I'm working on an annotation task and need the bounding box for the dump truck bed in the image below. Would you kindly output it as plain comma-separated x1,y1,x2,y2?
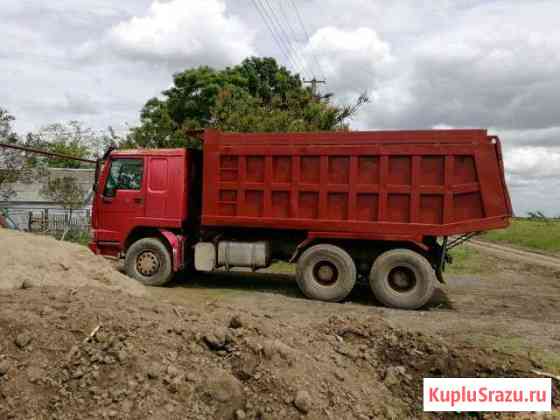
201,129,512,241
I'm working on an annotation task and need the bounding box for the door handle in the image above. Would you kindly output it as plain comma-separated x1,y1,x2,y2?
102,196,113,203
133,197,144,204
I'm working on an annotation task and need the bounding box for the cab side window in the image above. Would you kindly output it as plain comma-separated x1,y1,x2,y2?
104,159,144,196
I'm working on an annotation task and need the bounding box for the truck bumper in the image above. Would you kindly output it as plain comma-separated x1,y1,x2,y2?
88,240,120,257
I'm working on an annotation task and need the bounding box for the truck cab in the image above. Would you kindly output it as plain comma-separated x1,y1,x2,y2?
90,148,198,284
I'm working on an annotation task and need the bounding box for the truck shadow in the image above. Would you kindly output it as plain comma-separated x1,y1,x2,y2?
165,270,453,310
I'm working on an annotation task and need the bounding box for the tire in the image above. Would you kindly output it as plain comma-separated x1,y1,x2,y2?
296,244,356,302
369,248,435,310
124,238,173,287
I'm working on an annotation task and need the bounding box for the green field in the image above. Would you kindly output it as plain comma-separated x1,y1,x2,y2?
446,246,490,275
483,218,560,255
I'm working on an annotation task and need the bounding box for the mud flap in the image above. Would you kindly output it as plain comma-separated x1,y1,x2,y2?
436,267,446,284
436,236,448,284
158,230,185,272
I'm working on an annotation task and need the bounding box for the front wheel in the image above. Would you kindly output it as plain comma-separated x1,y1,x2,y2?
296,244,356,302
369,248,435,310
124,238,173,286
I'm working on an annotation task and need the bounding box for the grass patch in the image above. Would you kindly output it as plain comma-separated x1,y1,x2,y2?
493,337,560,376
537,351,560,376
265,261,296,274
60,229,91,246
465,335,560,376
446,246,490,275
483,219,560,255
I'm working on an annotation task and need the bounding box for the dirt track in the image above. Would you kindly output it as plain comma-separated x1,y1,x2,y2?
469,239,560,270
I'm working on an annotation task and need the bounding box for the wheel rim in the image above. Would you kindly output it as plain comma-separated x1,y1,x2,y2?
387,266,417,293
136,251,160,277
312,261,339,286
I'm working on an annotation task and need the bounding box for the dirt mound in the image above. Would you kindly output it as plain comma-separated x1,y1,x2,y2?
1,286,555,419
0,230,144,296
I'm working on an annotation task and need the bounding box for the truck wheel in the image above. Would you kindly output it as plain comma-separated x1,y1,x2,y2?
369,248,435,310
296,244,356,302
124,238,173,287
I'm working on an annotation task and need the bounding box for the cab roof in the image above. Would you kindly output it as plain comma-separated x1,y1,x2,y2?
110,148,187,157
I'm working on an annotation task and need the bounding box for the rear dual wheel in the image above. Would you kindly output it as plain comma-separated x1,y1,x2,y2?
296,244,356,302
295,244,435,309
369,248,435,310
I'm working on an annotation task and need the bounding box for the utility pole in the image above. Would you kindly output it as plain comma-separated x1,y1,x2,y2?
304,77,326,98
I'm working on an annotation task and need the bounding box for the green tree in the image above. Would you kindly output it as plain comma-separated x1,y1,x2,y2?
0,107,17,142
25,121,117,168
527,211,549,222
0,108,32,200
40,176,85,211
40,176,86,238
127,57,367,148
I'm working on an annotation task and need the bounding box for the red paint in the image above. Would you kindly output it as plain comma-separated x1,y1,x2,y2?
90,129,511,260
201,129,511,240
91,149,189,248
159,229,185,272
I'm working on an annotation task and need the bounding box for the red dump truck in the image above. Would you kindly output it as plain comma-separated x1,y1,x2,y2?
89,129,512,309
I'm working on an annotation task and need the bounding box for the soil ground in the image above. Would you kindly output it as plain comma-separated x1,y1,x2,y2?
149,246,560,379
1,230,559,419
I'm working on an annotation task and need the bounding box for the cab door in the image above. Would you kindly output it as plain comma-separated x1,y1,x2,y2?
145,157,169,219
96,158,146,243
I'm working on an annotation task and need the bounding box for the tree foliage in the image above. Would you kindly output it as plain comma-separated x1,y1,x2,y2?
0,108,31,200
0,107,18,143
40,176,86,211
24,121,117,168
527,210,549,222
126,57,367,148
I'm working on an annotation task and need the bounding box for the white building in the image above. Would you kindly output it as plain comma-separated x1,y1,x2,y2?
0,168,95,230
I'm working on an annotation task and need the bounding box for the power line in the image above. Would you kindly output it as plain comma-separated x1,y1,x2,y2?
259,0,311,79
287,0,326,81
276,1,302,47
252,0,301,75
263,0,312,80
277,1,319,79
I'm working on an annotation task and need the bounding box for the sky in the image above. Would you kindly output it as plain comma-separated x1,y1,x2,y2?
1,0,559,216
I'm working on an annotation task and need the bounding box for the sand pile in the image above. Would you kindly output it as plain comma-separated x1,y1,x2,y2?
0,230,144,296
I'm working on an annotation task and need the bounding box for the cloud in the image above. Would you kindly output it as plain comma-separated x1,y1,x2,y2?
501,146,560,216
302,27,393,96
492,127,560,148
506,175,560,217
504,147,560,179
299,1,560,134
102,0,255,69
300,26,413,130
27,93,101,116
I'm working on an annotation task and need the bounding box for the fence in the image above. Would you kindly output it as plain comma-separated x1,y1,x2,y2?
0,207,91,233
